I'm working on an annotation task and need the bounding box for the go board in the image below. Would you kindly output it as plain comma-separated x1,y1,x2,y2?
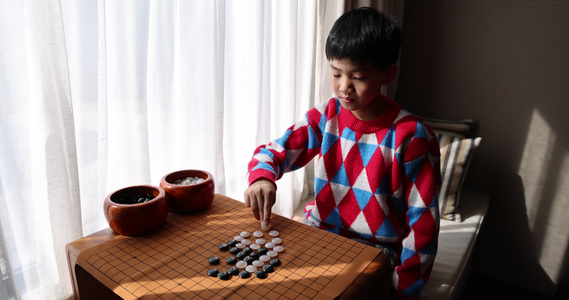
76,194,381,300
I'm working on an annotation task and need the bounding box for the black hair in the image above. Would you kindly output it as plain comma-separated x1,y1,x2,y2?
325,7,401,70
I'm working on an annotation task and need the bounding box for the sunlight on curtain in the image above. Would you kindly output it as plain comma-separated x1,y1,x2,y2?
1,0,319,298
60,0,321,237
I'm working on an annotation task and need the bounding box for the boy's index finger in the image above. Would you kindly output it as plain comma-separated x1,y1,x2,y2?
249,195,261,220
261,200,272,230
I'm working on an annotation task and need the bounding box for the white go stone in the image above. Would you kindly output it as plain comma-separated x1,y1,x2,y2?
267,250,278,257
250,243,260,250
234,236,243,242
259,255,270,262
236,261,247,269
253,231,264,238
255,238,266,245
274,245,284,252
269,230,279,237
235,243,245,249
240,231,251,238
241,239,251,246
261,222,271,231
246,265,257,272
265,242,275,249
271,237,282,244
252,260,264,267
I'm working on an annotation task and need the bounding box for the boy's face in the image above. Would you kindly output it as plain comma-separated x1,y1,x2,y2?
329,58,396,121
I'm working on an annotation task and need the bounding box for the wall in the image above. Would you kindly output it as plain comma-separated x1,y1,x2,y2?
396,1,569,297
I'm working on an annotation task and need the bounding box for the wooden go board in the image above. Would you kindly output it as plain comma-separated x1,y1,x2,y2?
75,194,381,299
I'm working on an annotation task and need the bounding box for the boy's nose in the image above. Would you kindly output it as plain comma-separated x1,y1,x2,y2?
339,79,353,95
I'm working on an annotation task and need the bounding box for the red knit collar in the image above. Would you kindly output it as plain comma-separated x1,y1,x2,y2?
337,95,401,133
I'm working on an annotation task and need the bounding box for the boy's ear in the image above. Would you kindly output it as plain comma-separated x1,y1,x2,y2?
381,64,399,85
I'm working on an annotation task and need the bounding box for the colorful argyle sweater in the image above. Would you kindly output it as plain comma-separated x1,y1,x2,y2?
247,96,440,299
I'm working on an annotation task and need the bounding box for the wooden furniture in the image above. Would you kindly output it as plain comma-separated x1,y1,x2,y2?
66,194,390,299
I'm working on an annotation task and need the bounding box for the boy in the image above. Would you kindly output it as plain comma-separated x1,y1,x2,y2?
244,7,440,299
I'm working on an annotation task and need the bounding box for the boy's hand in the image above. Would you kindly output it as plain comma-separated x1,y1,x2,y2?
244,180,276,230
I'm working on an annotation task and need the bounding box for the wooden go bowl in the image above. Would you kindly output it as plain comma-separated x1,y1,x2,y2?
104,185,169,236
160,169,215,213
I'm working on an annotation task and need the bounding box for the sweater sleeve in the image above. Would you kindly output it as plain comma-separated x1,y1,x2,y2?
392,120,441,299
247,103,325,185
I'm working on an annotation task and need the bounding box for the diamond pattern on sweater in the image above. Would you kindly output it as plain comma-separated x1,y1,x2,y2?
404,156,425,183
408,184,426,208
307,126,320,149
374,193,390,216
274,129,292,148
321,132,338,155
330,163,350,186
361,193,384,236
403,277,425,297
330,181,350,206
340,135,357,162
407,206,427,228
353,187,373,211
252,161,275,173
357,142,378,167
357,133,379,166
376,217,399,238
341,127,357,142
267,140,284,153
414,121,428,139
350,211,374,239
353,168,372,194
422,236,438,256
324,206,343,229
337,190,361,228
402,231,417,256
315,177,327,195
285,149,304,170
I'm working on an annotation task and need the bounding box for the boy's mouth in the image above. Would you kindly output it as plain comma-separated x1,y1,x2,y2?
341,97,354,103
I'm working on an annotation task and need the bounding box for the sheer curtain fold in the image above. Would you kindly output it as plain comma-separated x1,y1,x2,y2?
1,0,82,299
0,0,403,299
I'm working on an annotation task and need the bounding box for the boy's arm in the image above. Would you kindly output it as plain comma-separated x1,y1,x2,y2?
246,105,324,225
246,115,322,184
392,125,441,299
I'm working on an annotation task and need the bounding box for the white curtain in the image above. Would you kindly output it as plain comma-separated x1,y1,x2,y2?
0,0,401,299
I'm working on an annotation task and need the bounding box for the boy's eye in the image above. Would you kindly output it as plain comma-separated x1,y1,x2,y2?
333,74,341,78
353,76,367,81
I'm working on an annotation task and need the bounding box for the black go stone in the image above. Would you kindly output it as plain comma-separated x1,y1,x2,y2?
258,247,268,255
113,193,155,205
226,256,238,265
207,268,219,277
269,258,281,267
249,252,260,259
227,239,238,247
262,264,275,273
217,271,231,280
227,267,239,276
208,257,220,265
238,270,251,279
254,270,267,279
218,243,229,251
236,252,247,260
242,247,252,255
229,247,240,254
243,256,255,265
